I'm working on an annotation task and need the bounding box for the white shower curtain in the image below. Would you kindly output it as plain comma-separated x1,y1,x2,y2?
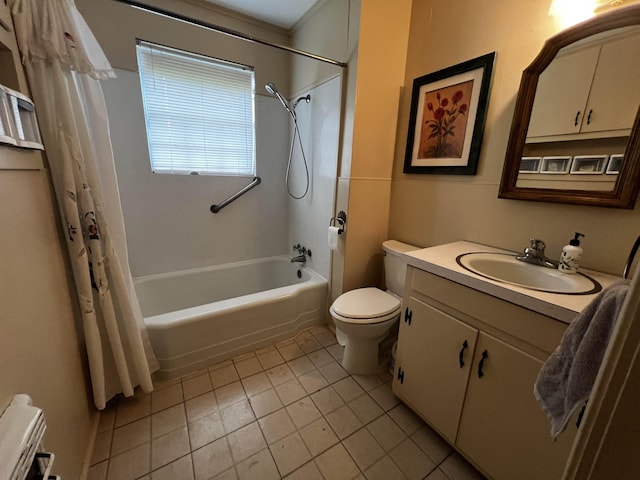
11,0,158,409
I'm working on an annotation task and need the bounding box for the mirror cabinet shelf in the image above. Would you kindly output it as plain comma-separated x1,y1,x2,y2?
499,4,640,208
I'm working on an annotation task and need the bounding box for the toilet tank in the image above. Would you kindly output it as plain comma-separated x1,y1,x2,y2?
383,240,419,296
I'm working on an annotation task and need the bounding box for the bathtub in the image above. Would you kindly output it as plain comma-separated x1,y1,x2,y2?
135,256,328,379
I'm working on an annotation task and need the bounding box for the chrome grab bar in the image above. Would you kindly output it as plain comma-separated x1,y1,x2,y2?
210,176,261,213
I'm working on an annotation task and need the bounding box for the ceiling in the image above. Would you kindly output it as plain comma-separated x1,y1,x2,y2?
204,0,321,29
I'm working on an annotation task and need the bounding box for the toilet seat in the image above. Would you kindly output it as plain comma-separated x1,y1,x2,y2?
331,287,401,324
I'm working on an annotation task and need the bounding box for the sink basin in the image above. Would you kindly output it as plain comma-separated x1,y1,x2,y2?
456,252,602,295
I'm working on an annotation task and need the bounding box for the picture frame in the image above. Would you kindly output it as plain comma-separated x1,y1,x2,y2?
519,157,542,173
606,154,623,174
403,52,496,175
570,155,608,175
540,156,572,174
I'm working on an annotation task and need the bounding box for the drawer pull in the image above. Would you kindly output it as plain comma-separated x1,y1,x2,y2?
477,350,488,378
459,340,468,368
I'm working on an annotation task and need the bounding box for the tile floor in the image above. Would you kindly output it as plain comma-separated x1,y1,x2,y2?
88,326,487,480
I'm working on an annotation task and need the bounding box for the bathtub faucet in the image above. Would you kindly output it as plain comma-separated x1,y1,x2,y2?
292,244,311,264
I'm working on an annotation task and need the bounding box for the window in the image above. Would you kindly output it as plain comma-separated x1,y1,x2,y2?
136,40,256,176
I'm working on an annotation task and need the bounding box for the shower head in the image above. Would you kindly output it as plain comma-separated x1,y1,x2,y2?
265,82,295,117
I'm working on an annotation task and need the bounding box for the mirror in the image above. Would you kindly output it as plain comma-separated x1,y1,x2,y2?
499,5,640,208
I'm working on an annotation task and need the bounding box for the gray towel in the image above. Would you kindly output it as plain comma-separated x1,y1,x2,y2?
534,281,629,439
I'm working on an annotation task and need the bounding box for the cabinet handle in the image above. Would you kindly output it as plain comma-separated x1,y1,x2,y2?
574,111,580,126
477,350,488,378
459,340,468,368
587,109,593,125
404,307,412,325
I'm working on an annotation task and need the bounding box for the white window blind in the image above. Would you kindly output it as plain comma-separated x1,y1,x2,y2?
136,40,256,176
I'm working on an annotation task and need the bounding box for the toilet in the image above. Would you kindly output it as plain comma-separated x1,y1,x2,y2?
330,240,418,375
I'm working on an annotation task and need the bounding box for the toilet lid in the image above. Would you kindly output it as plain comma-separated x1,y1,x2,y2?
332,287,401,319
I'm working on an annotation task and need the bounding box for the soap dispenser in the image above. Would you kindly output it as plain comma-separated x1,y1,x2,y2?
558,232,584,274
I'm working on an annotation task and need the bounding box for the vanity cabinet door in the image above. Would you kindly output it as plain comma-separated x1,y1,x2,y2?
456,332,575,480
580,33,640,134
527,45,600,138
392,297,478,443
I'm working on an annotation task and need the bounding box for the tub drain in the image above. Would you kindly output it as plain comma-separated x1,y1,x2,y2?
297,269,302,279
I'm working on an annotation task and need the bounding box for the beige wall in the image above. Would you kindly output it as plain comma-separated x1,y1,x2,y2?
342,0,413,292
390,1,640,276
0,170,94,478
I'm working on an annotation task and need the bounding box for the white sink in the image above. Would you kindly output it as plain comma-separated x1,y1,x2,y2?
456,252,601,294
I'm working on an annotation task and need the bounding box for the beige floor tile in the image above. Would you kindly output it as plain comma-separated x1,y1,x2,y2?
151,426,190,470
389,438,436,480
349,394,384,424
220,399,256,433
98,409,116,434
368,383,400,411
299,418,339,456
269,432,312,476
208,359,233,371
255,344,276,355
378,370,393,383
314,443,361,480
309,325,330,336
234,357,263,378
439,452,486,480
185,392,218,423
333,377,366,403
286,396,322,429
296,336,322,353
366,414,408,452
227,421,267,463
215,381,247,410
299,369,329,394
284,460,324,480
287,356,315,377
241,372,272,397
388,404,425,436
107,442,150,480
182,373,213,400
116,395,151,427
87,460,108,480
275,378,307,406
151,404,187,438
277,341,305,361
411,425,453,465
352,374,384,392
307,349,334,368
259,408,296,444
188,411,225,450
111,417,151,456
325,404,363,439
151,454,194,480
152,376,182,391
265,363,295,386
314,331,338,347
212,467,238,480
258,350,286,370
343,428,385,470
233,352,256,363
152,383,184,413
192,437,234,480
236,448,280,480
310,386,345,415
326,343,345,361
249,388,283,418
364,455,408,480
424,468,450,480
90,430,112,465
210,364,240,389
319,361,349,384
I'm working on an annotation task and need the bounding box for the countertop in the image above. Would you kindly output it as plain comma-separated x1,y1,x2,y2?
402,241,622,324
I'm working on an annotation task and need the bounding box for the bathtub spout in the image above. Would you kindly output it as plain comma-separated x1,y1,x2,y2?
291,254,306,264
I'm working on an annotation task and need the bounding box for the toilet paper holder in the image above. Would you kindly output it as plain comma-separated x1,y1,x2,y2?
329,210,346,234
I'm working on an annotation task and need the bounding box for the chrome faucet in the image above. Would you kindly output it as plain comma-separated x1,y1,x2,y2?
516,239,558,268
291,244,311,264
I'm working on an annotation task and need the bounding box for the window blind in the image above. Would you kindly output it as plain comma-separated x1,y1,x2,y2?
136,40,256,176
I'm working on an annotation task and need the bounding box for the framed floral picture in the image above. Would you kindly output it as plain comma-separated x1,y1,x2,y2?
403,52,496,175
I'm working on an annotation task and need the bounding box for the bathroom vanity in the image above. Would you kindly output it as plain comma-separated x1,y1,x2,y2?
392,241,619,480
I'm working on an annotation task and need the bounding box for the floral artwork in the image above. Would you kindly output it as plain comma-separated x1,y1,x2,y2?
418,80,473,158
403,52,495,175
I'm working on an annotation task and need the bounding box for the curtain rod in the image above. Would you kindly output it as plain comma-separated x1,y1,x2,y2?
113,0,348,68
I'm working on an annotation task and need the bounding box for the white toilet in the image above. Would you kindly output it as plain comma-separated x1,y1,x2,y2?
330,240,418,375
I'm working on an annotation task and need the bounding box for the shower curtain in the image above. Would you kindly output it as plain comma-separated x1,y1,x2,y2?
11,0,158,409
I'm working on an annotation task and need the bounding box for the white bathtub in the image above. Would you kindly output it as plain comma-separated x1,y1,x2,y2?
135,256,328,379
